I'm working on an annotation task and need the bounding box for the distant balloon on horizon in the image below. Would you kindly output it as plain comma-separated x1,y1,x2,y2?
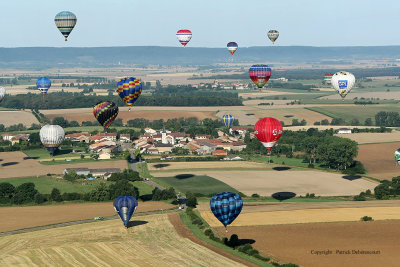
55,11,77,41
176,29,192,47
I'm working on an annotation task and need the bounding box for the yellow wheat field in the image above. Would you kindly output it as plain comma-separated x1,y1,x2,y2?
201,206,400,227
0,214,243,267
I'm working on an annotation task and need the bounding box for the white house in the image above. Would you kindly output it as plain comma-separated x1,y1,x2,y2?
337,128,352,134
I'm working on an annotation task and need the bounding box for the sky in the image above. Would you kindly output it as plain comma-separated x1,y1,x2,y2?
1,0,399,48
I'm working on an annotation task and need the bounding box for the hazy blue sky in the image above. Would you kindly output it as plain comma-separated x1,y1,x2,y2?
1,0,399,47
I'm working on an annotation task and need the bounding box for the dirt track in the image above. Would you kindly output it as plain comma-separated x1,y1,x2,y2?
0,201,175,233
0,151,128,179
216,220,400,267
356,142,400,180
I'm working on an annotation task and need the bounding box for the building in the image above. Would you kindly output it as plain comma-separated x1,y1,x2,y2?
195,134,210,140
65,132,91,143
229,127,249,136
223,155,244,161
337,128,352,134
212,150,228,156
154,143,173,153
63,168,121,178
1,133,30,145
119,134,131,142
90,133,117,142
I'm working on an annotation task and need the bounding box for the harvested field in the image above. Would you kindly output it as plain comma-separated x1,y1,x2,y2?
321,91,400,100
0,201,175,233
337,131,400,144
0,110,38,127
148,161,269,172
0,214,243,267
0,151,127,179
356,142,400,180
253,108,331,125
201,206,400,226
215,221,400,267
159,170,377,197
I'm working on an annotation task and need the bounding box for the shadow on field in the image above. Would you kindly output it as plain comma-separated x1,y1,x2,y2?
272,167,291,171
342,175,362,181
284,115,294,118
153,164,170,169
245,113,254,116
139,194,153,201
1,161,19,167
23,156,39,160
0,159,2,162
175,174,195,179
271,192,296,201
55,149,73,156
127,220,148,228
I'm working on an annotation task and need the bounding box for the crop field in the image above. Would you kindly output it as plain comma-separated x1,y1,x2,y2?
338,132,400,144
0,176,154,196
356,142,400,180
322,91,400,100
148,161,270,172
163,170,377,197
306,104,399,123
201,206,400,227
0,213,242,267
0,110,39,127
155,175,239,195
0,201,175,233
0,151,128,179
214,220,400,267
253,108,331,125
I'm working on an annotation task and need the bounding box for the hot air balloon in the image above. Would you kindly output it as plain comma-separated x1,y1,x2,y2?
267,30,279,44
227,42,238,55
331,71,355,100
93,101,119,131
254,117,283,152
39,125,65,156
210,192,243,231
0,87,5,103
114,196,138,228
55,11,77,41
395,149,400,165
222,114,235,129
116,77,142,111
249,64,271,89
176,29,192,47
36,77,51,95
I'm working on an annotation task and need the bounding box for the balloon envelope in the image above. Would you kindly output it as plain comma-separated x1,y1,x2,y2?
249,64,271,89
39,125,65,155
0,87,5,103
114,196,138,227
331,71,355,99
395,149,400,165
210,192,243,227
116,77,142,109
254,117,283,151
36,77,51,95
227,42,238,55
267,30,279,43
221,114,235,128
93,101,119,130
55,11,77,41
176,29,192,47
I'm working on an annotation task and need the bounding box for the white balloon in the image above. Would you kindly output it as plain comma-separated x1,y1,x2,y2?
331,71,355,99
0,87,5,103
267,30,279,44
40,125,65,155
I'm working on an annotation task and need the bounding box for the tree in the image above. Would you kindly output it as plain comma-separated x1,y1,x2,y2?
316,136,358,170
64,169,77,182
330,118,345,125
50,188,62,202
52,117,69,128
186,191,198,208
109,180,139,199
320,119,329,125
89,183,110,201
12,183,38,204
350,118,360,126
364,118,373,126
0,182,15,203
34,192,46,204
374,183,390,200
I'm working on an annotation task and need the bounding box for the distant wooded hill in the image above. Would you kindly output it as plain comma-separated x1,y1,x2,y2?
1,46,400,69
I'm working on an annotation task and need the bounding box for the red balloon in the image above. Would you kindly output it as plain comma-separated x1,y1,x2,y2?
254,117,283,151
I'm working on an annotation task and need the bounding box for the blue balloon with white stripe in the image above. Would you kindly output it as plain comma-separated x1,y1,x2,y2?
113,196,138,227
210,192,243,228
222,114,235,129
36,77,51,95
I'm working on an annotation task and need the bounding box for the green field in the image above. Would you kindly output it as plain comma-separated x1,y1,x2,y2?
155,175,239,195
0,176,154,196
306,104,400,123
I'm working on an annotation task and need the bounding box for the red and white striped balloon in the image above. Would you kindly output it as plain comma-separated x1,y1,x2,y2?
176,29,192,47
254,117,283,151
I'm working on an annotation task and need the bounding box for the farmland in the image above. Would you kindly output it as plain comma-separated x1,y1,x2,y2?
0,213,243,267
0,110,38,127
215,221,400,267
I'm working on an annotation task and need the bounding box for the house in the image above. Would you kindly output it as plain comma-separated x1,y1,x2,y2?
231,141,247,151
65,132,91,143
147,148,159,154
1,133,14,142
197,141,217,154
337,128,352,134
144,128,157,134
119,134,131,142
90,133,117,142
229,127,249,136
98,151,111,160
90,168,121,178
154,143,173,153
63,168,91,176
195,134,210,140
2,133,30,145
212,150,228,156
